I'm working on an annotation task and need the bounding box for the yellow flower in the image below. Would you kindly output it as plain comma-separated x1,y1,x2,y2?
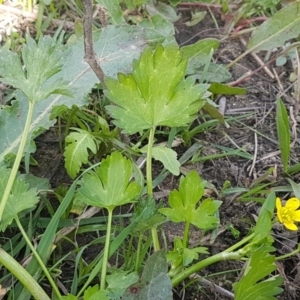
276,197,300,231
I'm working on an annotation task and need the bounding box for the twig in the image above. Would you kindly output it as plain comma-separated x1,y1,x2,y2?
82,0,106,86
178,2,238,9
289,106,297,148
239,37,274,79
248,131,258,177
191,274,235,299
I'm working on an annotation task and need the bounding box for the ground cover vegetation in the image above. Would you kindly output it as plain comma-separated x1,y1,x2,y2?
0,0,300,299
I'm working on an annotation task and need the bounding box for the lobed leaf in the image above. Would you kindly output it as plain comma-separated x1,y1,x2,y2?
233,246,283,300
105,45,209,134
141,145,180,175
0,165,39,231
159,170,221,229
0,25,169,163
0,35,70,103
77,151,141,209
64,128,99,179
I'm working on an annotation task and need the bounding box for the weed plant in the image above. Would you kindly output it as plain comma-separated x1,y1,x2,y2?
0,1,300,299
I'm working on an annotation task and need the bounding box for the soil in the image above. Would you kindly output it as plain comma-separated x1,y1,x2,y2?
1,3,300,300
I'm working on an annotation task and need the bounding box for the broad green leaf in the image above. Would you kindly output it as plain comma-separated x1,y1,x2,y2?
181,38,219,61
139,14,175,45
0,165,39,231
84,285,109,300
105,45,209,134
96,0,125,25
141,145,180,175
77,151,141,209
248,2,300,51
122,250,172,300
159,170,207,223
106,271,139,298
64,128,99,179
209,83,246,95
233,246,283,300
0,35,70,103
276,98,290,172
187,63,231,83
0,25,170,163
192,198,221,229
145,1,179,23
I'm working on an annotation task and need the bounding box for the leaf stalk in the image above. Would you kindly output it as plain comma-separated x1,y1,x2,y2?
0,101,35,221
101,207,113,290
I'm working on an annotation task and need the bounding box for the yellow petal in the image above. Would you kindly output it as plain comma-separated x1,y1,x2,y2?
292,210,300,222
276,198,282,210
284,222,298,231
286,198,300,210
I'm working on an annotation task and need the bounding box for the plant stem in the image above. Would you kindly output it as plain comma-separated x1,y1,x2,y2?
0,101,35,221
183,221,190,248
101,208,113,290
225,233,255,253
0,248,50,300
146,126,160,251
151,226,160,251
276,245,300,260
146,126,155,196
171,250,242,287
15,217,62,299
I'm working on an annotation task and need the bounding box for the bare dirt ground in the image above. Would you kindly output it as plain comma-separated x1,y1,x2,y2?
1,4,300,300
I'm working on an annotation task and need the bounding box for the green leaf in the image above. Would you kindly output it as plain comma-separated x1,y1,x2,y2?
122,250,172,300
139,14,175,46
131,196,166,235
248,2,300,51
106,271,139,298
187,63,231,83
209,83,246,95
276,98,290,172
181,38,219,61
145,1,179,23
287,178,300,199
0,165,39,231
77,151,141,209
185,11,207,27
233,246,283,300
159,170,209,224
0,25,170,163
105,45,209,134
0,35,70,103
64,128,99,179
141,145,180,175
83,285,110,300
96,0,125,25
192,198,221,229
202,101,226,125
253,192,275,243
